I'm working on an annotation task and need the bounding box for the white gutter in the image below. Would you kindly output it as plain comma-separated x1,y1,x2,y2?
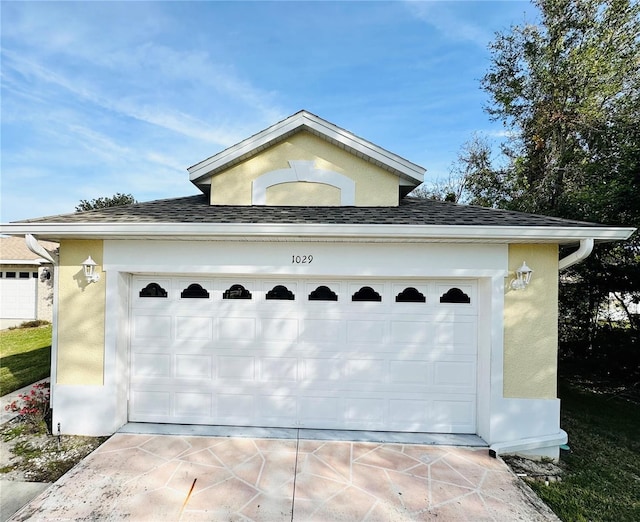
0,259,50,265
489,430,568,458
558,238,594,270
1,224,635,244
24,234,58,265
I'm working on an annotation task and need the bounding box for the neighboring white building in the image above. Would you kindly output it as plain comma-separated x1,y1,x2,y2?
0,236,57,329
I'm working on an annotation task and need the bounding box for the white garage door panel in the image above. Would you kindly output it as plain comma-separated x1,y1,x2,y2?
0,277,37,319
130,277,478,433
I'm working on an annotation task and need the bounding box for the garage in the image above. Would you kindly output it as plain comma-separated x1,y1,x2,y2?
6,111,633,458
129,276,478,433
0,270,37,321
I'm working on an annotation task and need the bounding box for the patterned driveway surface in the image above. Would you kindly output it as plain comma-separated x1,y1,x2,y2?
11,433,558,521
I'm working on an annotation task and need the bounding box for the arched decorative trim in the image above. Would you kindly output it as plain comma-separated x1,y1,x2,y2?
395,287,426,303
352,286,382,302
308,285,338,301
139,283,168,298
266,285,295,300
223,284,252,300
440,287,471,304
181,283,210,299
252,160,355,205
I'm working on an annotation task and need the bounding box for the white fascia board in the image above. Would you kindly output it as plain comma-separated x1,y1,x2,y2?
0,223,635,244
0,259,47,265
188,111,425,186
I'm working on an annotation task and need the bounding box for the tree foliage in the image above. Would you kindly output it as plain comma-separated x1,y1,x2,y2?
442,0,640,377
75,193,137,212
410,136,506,205
481,0,639,214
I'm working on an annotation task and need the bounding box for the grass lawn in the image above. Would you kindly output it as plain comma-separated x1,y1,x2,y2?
0,325,52,395
530,379,640,521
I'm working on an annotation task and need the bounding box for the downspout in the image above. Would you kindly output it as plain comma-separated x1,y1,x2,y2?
25,234,59,432
558,238,594,270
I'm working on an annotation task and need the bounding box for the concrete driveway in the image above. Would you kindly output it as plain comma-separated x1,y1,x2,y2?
10,433,558,521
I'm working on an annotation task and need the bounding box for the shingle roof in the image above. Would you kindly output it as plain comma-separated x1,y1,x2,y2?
13,195,608,228
0,236,58,261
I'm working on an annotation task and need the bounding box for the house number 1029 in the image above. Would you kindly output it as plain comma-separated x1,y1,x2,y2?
292,255,313,264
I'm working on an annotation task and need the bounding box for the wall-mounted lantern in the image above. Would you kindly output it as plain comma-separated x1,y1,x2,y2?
81,256,100,284
510,261,533,291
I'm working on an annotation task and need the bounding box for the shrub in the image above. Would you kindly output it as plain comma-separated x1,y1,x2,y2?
7,320,51,331
4,382,50,431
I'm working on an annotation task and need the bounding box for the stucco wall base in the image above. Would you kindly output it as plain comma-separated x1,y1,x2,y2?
52,384,123,436
509,444,562,462
484,398,563,460
488,397,561,444
489,429,565,461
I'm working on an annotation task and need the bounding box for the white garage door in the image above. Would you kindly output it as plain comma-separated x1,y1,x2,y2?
129,277,478,433
0,271,37,320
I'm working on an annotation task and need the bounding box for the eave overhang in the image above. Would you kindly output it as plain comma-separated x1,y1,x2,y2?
187,111,425,194
0,222,634,245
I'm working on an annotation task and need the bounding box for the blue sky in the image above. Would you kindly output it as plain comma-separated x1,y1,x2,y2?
1,1,539,222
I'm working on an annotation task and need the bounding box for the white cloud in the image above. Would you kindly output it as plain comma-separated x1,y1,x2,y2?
1,48,274,148
484,128,517,139
403,1,494,47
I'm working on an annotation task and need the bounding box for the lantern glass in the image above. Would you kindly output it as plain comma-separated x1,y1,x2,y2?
81,256,99,282
511,261,533,290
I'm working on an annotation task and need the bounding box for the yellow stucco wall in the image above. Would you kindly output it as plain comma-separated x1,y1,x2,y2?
210,131,400,206
57,240,105,385
267,182,341,206
503,244,559,399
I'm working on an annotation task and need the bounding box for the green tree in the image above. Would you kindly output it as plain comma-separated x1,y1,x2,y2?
455,0,640,379
476,0,640,211
75,193,137,212
411,136,507,204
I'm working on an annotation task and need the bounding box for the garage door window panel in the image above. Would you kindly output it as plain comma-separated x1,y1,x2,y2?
266,285,295,300
395,287,426,303
180,283,210,299
308,285,338,301
439,287,471,304
139,283,168,298
223,284,252,299
352,286,382,302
